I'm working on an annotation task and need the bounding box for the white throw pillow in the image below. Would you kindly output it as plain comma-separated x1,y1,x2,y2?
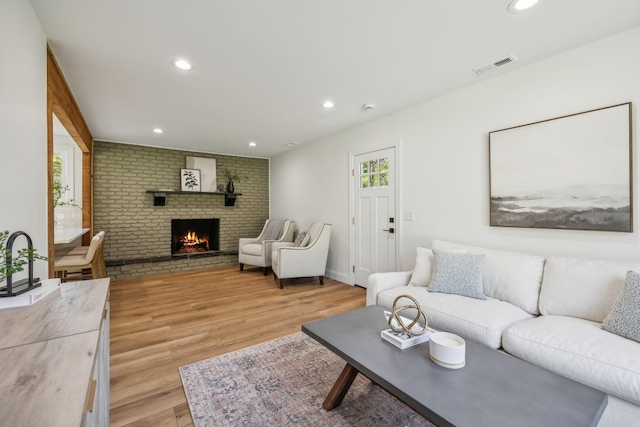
408,247,467,287
408,247,434,287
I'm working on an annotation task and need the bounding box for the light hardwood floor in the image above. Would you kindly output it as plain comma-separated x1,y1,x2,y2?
109,265,366,426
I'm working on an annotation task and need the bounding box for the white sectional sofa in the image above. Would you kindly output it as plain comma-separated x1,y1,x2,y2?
367,240,640,427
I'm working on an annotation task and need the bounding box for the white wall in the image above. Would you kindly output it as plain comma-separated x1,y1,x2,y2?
0,0,48,282
271,26,640,283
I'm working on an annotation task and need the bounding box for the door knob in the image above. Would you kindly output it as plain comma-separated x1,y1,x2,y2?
383,228,395,234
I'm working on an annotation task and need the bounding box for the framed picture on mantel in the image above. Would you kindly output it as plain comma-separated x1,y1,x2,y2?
186,156,217,192
181,168,201,192
489,102,632,232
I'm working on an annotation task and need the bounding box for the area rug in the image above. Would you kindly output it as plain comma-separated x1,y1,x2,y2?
179,332,435,427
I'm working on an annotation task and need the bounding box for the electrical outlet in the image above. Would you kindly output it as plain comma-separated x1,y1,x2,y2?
404,210,414,221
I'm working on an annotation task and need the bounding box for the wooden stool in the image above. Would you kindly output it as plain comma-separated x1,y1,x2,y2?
54,232,106,282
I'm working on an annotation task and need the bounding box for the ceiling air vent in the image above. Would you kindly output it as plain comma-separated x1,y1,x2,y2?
472,55,518,76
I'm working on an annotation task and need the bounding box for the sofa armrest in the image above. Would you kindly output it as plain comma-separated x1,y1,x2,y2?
366,271,413,306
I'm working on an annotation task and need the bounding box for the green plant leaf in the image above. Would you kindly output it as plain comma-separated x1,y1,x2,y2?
0,230,50,283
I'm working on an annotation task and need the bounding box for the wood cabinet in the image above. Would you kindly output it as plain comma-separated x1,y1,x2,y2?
0,278,110,426
84,290,110,426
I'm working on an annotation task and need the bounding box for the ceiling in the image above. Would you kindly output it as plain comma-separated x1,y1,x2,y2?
31,0,640,158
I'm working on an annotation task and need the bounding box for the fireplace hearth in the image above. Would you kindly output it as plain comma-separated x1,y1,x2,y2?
171,219,220,255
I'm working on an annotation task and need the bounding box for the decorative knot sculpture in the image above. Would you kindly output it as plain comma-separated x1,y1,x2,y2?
388,294,428,337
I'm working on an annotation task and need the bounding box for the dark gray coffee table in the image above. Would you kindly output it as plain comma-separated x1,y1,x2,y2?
302,305,607,427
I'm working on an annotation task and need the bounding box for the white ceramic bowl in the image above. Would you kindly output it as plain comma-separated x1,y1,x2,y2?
429,332,466,368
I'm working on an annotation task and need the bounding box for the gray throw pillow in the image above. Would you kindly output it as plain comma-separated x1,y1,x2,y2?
602,270,640,343
428,249,487,300
293,231,308,247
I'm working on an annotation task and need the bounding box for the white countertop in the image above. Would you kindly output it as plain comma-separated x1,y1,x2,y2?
0,278,110,427
54,227,91,244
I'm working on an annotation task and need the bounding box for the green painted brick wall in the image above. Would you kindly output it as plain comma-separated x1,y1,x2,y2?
93,141,269,280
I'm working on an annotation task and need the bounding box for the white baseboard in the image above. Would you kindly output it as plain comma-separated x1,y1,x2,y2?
325,269,351,285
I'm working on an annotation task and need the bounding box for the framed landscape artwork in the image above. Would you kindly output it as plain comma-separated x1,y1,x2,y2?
489,102,632,232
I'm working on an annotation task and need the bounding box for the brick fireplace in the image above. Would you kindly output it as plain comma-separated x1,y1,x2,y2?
93,141,269,280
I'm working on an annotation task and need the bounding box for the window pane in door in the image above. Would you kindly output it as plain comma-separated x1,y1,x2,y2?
361,175,369,188
361,162,368,175
371,174,379,187
379,158,389,172
379,172,389,187
370,160,379,173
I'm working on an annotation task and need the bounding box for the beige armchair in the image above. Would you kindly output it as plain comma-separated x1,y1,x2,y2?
239,219,295,275
272,222,332,289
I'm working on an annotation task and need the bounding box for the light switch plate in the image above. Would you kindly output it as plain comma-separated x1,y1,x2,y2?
404,210,414,221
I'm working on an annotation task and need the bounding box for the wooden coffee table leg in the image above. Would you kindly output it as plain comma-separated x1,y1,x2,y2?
323,362,359,410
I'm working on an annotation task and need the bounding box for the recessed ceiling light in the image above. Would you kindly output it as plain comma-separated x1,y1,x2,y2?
508,0,538,13
285,142,299,147
153,128,163,134
174,59,193,70
248,141,257,147
322,101,334,109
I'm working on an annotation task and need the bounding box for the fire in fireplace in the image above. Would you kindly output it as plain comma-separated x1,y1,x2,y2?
171,218,220,255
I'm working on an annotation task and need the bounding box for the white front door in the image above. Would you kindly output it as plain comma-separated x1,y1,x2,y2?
353,147,397,287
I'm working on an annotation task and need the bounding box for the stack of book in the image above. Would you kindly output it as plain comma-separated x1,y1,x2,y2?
0,278,61,309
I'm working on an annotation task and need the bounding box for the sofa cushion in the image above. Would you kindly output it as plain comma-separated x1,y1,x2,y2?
538,256,640,323
377,286,533,349
241,243,262,256
428,250,486,300
432,240,545,315
503,315,640,406
408,247,467,287
603,270,640,343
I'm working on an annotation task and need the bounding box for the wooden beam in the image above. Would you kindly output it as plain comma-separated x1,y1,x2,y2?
82,151,93,246
46,46,93,153
47,45,95,265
